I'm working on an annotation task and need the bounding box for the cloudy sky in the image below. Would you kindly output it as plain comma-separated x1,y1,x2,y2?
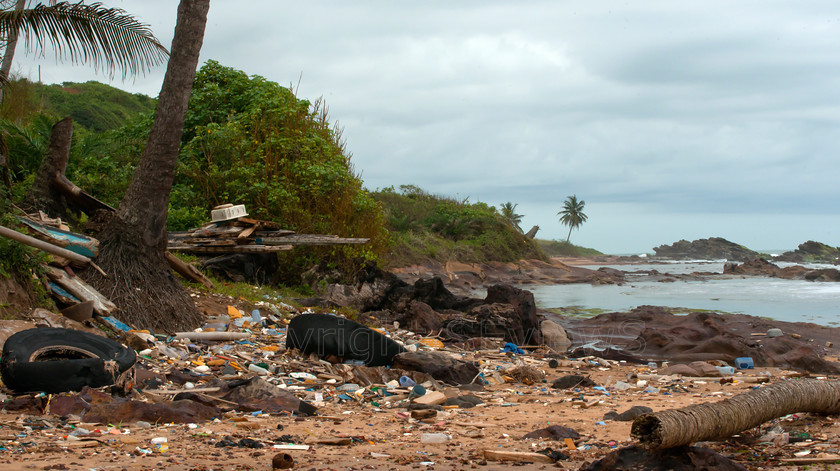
11,1,840,254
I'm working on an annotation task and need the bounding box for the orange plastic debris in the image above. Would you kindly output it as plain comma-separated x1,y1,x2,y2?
418,338,444,349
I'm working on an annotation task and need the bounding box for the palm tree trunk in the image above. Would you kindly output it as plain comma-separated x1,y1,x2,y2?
0,0,26,103
632,379,840,449
566,227,572,242
24,117,73,217
86,0,209,333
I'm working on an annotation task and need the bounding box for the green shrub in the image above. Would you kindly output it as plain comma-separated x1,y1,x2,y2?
373,185,545,267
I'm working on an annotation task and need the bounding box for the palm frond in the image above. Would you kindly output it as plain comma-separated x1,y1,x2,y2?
0,1,169,79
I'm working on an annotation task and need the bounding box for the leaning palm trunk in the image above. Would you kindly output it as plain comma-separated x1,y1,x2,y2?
632,379,840,449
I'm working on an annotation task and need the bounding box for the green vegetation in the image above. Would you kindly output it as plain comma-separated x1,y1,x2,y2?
2,62,603,290
537,239,603,257
38,81,157,132
373,185,545,267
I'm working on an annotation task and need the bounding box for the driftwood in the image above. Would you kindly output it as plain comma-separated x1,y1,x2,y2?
632,379,840,449
165,251,215,289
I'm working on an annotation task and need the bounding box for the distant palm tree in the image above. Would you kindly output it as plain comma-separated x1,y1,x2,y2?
557,195,587,242
499,201,523,232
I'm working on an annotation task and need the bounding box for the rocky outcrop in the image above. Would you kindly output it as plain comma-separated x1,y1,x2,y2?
653,237,758,261
558,306,840,374
724,258,840,281
775,240,840,264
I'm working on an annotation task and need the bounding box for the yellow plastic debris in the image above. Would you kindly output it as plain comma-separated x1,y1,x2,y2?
227,305,242,319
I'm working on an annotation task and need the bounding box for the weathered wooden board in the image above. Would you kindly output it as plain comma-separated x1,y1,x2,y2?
45,266,118,316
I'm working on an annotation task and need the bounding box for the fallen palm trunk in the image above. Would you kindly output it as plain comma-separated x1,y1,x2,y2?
632,379,840,449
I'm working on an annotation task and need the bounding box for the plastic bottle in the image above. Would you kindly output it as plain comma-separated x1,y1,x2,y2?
251,309,263,326
399,376,416,388
716,366,735,375
248,363,270,375
420,433,449,444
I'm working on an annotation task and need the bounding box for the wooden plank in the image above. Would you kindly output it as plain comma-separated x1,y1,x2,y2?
168,244,293,254
17,216,100,258
237,217,283,230
483,450,554,463
260,235,369,246
237,225,257,239
44,266,118,316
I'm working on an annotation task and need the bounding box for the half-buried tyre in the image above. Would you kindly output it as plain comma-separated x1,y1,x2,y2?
286,313,406,366
0,327,136,394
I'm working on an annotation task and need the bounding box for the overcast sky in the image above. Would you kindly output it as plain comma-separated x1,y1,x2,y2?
11,1,840,254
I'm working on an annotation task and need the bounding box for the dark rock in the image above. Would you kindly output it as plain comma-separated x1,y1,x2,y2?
393,351,479,385
804,268,840,282
551,375,596,389
407,403,444,411
582,445,748,471
220,377,317,415
411,409,437,419
201,253,278,284
522,424,580,440
443,394,484,409
397,301,442,335
484,284,542,345
603,406,653,422
654,237,758,261
723,258,780,276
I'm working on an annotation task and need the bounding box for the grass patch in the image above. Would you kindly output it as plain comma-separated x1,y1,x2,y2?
536,239,603,257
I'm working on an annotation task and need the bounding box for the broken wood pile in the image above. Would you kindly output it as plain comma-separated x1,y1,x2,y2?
167,217,370,254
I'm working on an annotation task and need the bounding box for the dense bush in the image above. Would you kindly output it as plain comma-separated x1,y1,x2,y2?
173,61,387,280
373,185,545,267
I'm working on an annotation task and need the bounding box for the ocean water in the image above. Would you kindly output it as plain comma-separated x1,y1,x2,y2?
528,261,840,326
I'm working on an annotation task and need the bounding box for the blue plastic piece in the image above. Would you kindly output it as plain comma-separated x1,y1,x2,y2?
501,342,525,354
735,357,754,369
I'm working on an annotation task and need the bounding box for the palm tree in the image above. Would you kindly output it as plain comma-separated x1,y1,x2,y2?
0,1,169,97
87,0,209,332
499,201,523,232
557,194,587,242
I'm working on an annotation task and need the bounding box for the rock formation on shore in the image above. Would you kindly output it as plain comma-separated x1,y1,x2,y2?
774,240,840,264
652,237,759,261
724,258,840,281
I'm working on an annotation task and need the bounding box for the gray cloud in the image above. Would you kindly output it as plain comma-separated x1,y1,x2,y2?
11,0,840,253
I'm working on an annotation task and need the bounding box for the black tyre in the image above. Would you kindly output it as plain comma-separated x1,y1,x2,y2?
0,327,136,394
286,314,406,366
